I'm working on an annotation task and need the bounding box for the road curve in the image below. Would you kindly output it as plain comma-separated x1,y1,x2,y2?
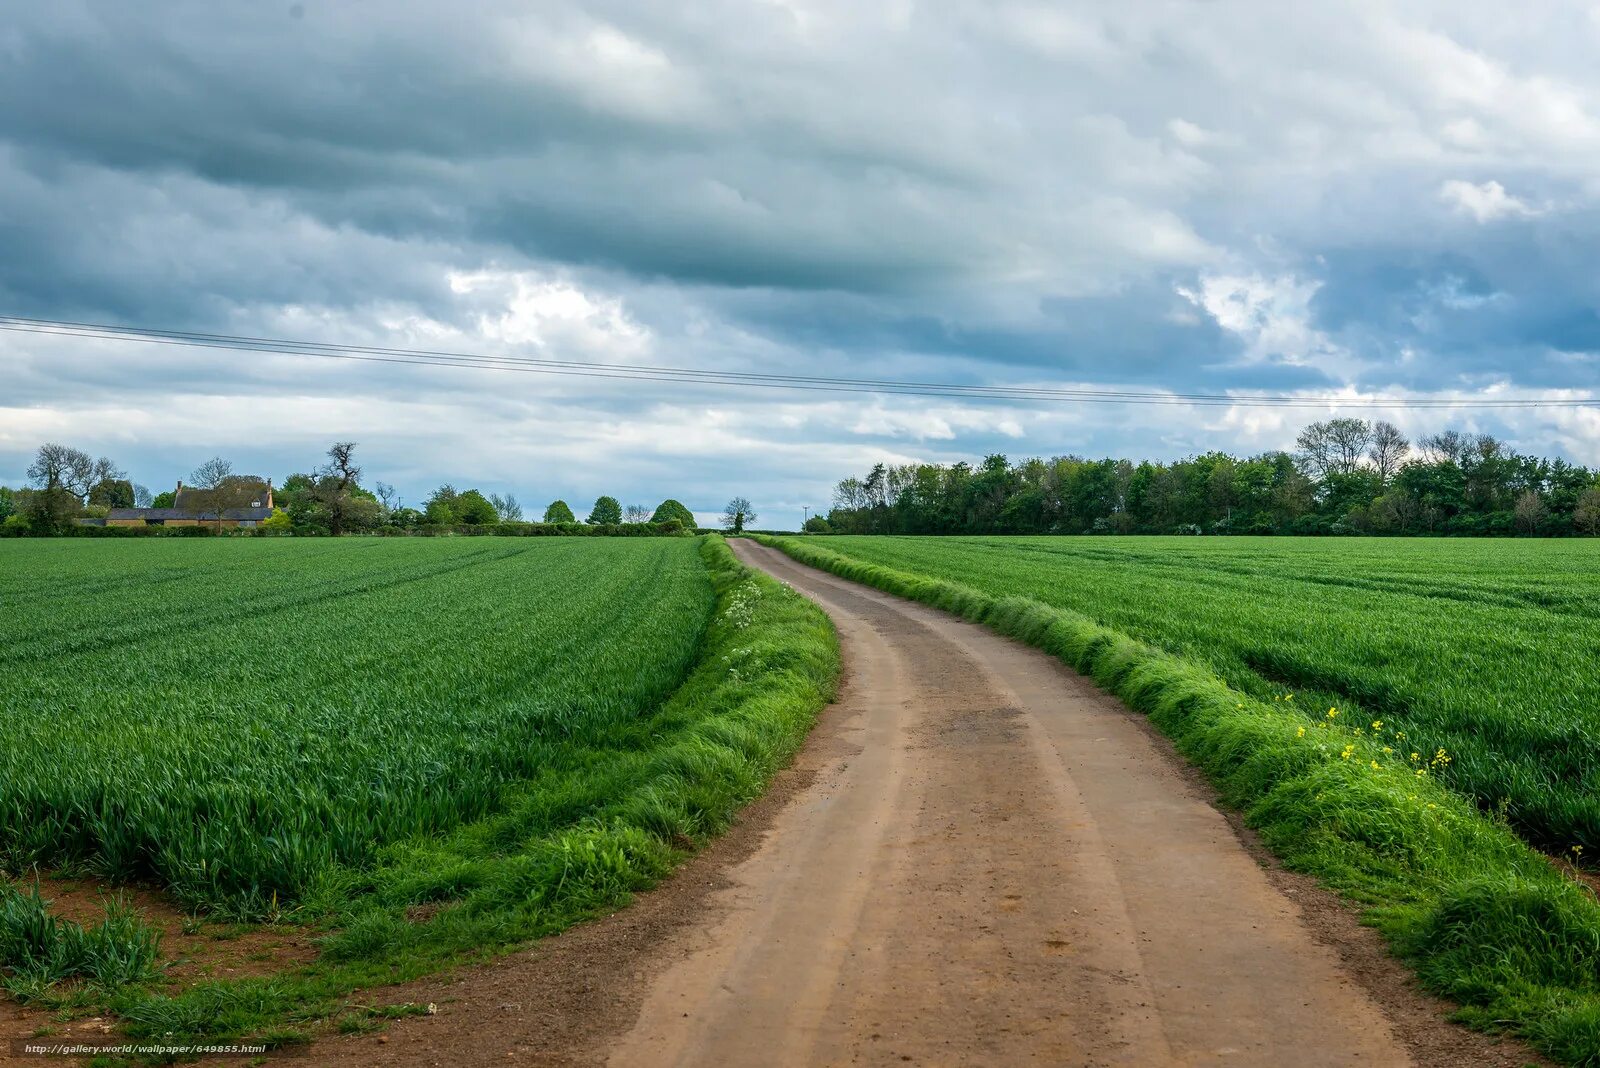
604,539,1414,1067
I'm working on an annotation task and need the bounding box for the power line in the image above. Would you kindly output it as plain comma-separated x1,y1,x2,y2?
2,314,1596,410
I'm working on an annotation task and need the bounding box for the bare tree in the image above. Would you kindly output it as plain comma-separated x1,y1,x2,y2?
1418,430,1470,465
26,443,120,529
1514,490,1546,535
188,457,250,528
624,504,650,523
722,496,756,533
28,443,118,499
133,483,153,508
489,493,523,522
374,482,401,514
1368,421,1409,484
1295,418,1372,478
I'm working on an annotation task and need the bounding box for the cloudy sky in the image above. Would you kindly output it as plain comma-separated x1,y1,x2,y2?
3,1,1599,527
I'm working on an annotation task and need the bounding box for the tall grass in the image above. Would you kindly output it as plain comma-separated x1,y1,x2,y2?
758,534,1600,1065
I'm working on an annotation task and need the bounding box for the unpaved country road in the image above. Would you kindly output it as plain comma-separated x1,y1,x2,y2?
612,539,1408,1067
319,539,1537,1068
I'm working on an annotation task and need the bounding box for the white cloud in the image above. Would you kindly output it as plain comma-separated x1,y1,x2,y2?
1177,272,1355,373
1439,178,1543,221
447,269,651,359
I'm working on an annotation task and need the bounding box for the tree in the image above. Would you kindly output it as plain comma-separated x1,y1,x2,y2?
133,484,152,508
1514,490,1546,535
544,499,576,524
650,499,696,527
151,489,177,508
489,493,523,522
425,485,460,525
187,457,248,529
803,515,832,533
624,504,650,524
455,490,498,525
310,442,364,537
374,482,401,514
0,486,15,522
587,496,622,525
1368,421,1409,484
27,443,119,530
88,478,135,509
722,496,756,533
1418,430,1471,465
1575,486,1600,536
1296,418,1371,479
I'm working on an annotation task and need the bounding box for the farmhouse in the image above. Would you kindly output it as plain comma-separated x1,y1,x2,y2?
108,477,276,528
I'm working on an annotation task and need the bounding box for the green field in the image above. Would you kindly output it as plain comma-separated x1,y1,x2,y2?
0,535,837,1033
0,537,716,911
804,536,1600,853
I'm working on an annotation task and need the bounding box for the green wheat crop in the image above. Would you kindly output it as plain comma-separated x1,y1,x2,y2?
0,537,714,914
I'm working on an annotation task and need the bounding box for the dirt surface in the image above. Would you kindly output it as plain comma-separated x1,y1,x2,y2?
291,539,1542,1068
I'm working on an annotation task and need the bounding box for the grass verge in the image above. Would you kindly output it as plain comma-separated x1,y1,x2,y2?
755,534,1600,1066
6,535,838,1050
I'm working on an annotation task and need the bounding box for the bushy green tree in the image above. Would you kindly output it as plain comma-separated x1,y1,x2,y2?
802,515,831,533
587,496,622,525
424,485,460,525
650,499,696,527
544,500,576,524
455,490,498,525
88,478,135,509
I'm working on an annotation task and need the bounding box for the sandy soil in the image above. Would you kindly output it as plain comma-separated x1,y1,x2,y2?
298,539,1540,1068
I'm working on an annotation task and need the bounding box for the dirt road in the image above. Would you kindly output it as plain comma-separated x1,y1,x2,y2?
322,539,1535,1068
608,539,1406,1066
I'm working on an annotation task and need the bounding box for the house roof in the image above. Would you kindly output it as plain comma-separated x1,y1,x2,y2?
109,507,274,522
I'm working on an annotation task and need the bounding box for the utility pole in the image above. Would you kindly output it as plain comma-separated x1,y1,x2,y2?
802,506,810,529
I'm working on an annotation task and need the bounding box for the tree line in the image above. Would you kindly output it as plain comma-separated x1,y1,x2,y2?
820,419,1600,537
1,442,731,536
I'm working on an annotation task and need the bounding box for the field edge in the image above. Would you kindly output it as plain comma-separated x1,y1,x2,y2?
752,534,1600,1066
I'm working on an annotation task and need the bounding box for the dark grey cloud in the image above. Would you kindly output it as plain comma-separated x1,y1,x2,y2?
3,1,1600,525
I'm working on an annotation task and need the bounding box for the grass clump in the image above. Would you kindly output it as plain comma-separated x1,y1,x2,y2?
0,883,162,996
757,533,1600,1065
